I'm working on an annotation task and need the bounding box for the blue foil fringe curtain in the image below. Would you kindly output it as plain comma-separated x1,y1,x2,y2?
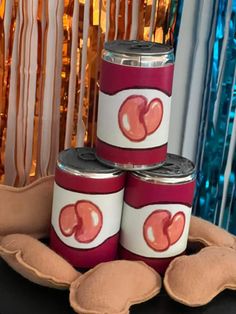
193,0,236,232
173,0,184,52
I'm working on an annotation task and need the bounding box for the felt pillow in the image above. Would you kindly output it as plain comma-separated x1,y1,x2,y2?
189,215,236,249
70,260,161,314
0,175,54,239
164,246,236,307
0,234,80,289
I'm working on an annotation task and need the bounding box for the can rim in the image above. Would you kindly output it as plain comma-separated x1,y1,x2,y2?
132,153,196,184
102,56,174,68
132,171,196,184
57,161,124,179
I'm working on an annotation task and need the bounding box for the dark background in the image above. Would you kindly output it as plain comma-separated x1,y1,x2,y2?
0,258,236,314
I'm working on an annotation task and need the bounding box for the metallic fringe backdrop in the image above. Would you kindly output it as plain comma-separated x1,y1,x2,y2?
0,0,235,233
194,0,236,232
167,0,235,233
0,0,180,186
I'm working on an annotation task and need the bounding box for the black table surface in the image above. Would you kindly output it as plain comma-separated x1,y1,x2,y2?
0,257,236,314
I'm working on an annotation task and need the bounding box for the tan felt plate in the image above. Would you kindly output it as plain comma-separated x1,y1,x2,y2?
164,246,236,307
70,260,162,314
0,175,54,239
189,216,236,249
0,234,80,289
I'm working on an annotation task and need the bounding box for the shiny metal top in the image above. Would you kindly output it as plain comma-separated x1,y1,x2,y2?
103,40,174,67
104,40,173,55
57,147,123,178
134,154,196,184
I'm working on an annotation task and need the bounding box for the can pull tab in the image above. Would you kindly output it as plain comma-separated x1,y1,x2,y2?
160,162,181,175
77,148,96,161
161,161,185,175
130,41,154,50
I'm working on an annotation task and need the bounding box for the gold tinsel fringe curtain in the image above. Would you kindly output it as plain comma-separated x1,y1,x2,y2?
0,0,178,186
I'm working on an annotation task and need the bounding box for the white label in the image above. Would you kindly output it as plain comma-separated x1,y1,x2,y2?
120,203,192,258
51,183,124,249
97,89,171,148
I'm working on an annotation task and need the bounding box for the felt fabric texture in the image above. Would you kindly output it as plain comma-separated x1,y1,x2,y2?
189,216,236,249
164,246,236,307
70,260,161,314
0,234,80,289
0,176,54,239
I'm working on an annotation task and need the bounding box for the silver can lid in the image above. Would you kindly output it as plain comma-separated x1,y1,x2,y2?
134,154,196,184
104,40,173,56
57,147,123,178
103,40,174,67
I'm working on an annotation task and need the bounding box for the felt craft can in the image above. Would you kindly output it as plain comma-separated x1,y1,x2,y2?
50,147,125,268
119,154,196,274
96,40,174,170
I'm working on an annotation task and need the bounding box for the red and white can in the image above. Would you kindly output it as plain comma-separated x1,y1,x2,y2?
119,154,196,274
96,40,174,170
50,147,125,268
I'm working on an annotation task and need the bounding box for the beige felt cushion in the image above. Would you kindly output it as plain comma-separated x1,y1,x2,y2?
0,234,79,289
70,260,161,314
0,175,54,239
189,216,236,249
164,246,236,307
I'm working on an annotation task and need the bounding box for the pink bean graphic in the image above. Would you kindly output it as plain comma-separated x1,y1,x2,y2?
143,210,185,252
118,95,163,142
59,204,78,237
59,201,103,243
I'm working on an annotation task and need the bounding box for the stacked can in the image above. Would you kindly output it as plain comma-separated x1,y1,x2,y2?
96,40,196,274
119,154,196,274
96,40,174,170
50,40,196,274
50,147,125,268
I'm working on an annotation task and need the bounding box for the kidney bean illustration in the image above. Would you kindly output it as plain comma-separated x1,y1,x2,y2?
74,201,103,243
167,212,185,245
59,204,78,237
144,98,164,135
59,201,103,243
118,95,163,142
143,210,185,252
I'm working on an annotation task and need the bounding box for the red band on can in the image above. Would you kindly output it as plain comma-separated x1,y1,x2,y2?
55,166,125,194
124,173,195,207
119,246,185,276
51,228,120,268
96,138,167,166
100,60,174,96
